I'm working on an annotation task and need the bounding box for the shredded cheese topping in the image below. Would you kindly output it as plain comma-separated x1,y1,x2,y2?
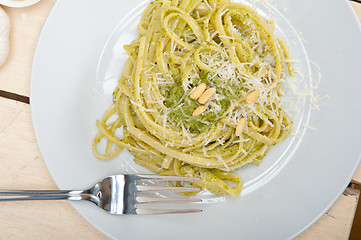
92,0,295,197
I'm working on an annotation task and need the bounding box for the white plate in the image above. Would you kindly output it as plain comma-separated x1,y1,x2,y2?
30,0,361,239
0,0,40,8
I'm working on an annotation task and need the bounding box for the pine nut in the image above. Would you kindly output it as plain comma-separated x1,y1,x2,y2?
192,105,207,117
190,83,207,100
246,90,260,104
235,118,246,136
265,125,272,132
198,87,216,104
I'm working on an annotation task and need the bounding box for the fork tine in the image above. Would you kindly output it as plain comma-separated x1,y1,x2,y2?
135,174,201,182
136,208,202,215
136,196,202,204
137,186,200,193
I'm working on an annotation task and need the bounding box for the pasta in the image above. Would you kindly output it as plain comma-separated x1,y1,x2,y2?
92,0,294,197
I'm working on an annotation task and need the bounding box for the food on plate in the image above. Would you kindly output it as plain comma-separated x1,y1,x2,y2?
92,0,294,197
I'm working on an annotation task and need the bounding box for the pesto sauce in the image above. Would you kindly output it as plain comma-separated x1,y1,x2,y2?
162,71,243,134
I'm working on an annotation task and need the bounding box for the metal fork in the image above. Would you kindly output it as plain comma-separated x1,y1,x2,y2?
0,174,202,215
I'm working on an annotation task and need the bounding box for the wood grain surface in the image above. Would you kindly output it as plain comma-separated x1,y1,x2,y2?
0,1,360,239
0,0,55,96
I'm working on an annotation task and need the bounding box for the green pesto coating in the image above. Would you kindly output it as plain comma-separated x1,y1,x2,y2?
162,71,243,133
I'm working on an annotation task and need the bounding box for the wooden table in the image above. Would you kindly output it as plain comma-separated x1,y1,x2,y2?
0,1,360,239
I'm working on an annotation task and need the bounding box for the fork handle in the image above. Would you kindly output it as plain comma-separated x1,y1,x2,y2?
0,190,71,195
0,195,70,202
0,190,85,202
